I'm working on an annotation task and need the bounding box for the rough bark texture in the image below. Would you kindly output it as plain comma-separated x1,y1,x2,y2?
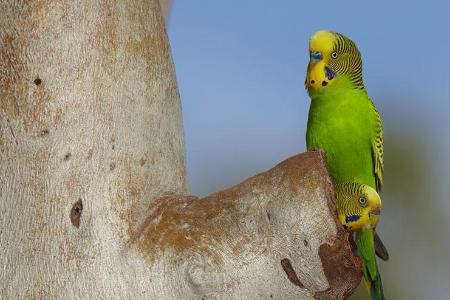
0,0,361,299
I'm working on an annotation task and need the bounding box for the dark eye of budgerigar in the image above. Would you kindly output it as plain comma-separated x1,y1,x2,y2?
358,196,367,206
331,52,338,59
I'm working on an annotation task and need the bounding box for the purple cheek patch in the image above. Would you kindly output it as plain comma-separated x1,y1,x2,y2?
325,66,336,80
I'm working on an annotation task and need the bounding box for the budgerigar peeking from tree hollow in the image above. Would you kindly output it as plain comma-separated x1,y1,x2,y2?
305,30,387,300
335,183,385,299
335,183,381,231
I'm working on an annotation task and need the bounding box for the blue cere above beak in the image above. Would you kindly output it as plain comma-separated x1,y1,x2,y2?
310,51,323,61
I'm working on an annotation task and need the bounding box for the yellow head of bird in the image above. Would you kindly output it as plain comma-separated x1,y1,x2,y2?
336,183,382,231
305,30,364,94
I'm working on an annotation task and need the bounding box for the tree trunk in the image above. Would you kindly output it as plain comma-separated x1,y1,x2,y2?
159,0,172,19
0,1,361,299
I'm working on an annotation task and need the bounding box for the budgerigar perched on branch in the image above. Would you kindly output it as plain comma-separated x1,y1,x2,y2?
305,30,387,300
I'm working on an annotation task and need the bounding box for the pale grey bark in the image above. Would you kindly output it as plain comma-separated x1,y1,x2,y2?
159,0,172,19
0,1,360,299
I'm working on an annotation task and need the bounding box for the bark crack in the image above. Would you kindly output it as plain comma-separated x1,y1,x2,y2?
281,258,305,288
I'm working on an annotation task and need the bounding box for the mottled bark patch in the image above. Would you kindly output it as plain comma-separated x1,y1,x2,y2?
132,194,236,265
0,32,25,118
0,7,62,135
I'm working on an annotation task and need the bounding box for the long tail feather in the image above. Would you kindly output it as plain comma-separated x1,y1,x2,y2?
356,230,386,300
366,261,386,300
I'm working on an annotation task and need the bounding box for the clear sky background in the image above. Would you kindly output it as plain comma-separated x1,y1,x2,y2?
167,1,450,299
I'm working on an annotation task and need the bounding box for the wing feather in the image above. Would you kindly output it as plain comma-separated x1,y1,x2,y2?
371,100,384,192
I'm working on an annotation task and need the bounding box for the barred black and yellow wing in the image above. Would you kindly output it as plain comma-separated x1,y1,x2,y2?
371,100,384,192
370,99,389,261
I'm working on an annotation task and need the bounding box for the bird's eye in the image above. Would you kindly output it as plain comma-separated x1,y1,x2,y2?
358,196,367,206
331,52,338,59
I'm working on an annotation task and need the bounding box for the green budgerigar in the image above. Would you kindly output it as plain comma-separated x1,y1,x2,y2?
305,30,387,300
335,182,385,299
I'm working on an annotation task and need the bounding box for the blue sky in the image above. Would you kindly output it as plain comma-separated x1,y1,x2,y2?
167,1,450,299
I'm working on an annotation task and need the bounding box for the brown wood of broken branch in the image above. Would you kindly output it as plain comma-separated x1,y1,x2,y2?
128,151,362,299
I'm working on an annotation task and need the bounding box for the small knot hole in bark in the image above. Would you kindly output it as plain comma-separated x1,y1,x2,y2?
70,199,83,228
64,153,71,161
38,129,49,137
34,77,42,85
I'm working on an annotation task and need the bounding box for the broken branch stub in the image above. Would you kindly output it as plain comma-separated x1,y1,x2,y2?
130,151,362,299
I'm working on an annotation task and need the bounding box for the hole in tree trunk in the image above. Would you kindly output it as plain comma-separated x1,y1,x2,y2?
70,199,83,228
38,129,49,137
34,77,42,85
64,153,71,161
